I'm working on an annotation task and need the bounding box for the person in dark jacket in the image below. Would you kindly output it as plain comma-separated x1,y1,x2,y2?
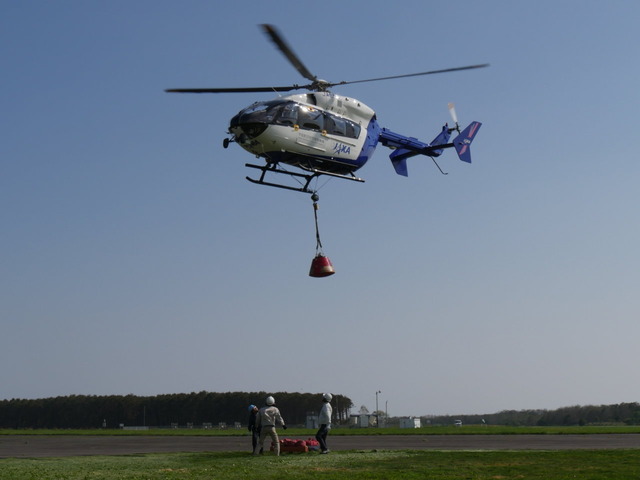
247,404,260,452
316,393,333,454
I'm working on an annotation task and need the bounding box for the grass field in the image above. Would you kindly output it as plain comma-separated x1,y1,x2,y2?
2,428,640,479
1,449,640,479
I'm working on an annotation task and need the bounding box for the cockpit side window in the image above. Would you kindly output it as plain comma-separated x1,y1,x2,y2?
326,116,346,136
298,106,324,132
236,100,361,139
345,121,360,139
324,111,360,139
274,102,298,126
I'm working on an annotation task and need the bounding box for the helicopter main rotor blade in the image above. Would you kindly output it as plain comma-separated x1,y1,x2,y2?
261,24,318,83
165,85,309,94
165,61,489,95
334,64,490,87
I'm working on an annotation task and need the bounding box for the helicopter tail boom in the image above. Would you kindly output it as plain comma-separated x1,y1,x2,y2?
379,121,481,176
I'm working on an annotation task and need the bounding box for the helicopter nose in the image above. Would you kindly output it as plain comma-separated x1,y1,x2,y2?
240,123,268,139
229,124,250,145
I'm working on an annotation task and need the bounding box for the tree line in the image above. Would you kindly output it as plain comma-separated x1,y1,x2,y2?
0,391,353,429
425,402,640,426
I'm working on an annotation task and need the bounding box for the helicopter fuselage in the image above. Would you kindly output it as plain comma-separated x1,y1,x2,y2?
229,92,380,175
169,23,486,193
227,90,482,193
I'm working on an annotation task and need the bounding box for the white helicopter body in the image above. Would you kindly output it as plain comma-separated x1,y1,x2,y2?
167,24,487,193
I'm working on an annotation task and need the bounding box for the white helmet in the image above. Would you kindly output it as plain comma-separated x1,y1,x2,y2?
323,393,332,402
266,396,275,406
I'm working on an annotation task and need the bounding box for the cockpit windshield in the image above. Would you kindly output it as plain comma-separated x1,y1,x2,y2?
232,100,361,139
235,101,282,124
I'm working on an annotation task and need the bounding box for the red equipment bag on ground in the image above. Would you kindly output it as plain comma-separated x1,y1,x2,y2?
304,438,320,451
271,438,308,453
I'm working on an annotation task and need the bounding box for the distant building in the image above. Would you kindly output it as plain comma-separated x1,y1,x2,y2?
306,413,318,429
399,417,421,428
349,414,376,427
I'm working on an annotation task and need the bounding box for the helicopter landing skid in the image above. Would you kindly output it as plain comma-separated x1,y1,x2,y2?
245,163,364,194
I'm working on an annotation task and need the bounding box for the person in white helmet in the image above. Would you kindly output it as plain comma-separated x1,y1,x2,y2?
253,395,287,456
316,393,333,454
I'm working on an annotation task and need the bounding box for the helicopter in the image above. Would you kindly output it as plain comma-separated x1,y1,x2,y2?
166,24,488,195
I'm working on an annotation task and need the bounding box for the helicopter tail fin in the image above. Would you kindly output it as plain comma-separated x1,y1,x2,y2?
389,149,416,176
453,121,482,163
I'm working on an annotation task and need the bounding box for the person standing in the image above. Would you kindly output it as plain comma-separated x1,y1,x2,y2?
247,404,260,452
316,393,333,454
253,395,287,456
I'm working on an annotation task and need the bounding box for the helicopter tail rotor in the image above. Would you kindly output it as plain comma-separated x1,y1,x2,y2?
448,102,460,133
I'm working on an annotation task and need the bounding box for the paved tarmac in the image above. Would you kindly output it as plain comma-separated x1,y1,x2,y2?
2,434,640,458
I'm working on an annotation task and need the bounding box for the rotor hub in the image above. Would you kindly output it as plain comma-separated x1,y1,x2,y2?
313,79,331,91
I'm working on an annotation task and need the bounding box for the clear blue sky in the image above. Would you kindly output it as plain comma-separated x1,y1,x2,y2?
3,0,640,418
